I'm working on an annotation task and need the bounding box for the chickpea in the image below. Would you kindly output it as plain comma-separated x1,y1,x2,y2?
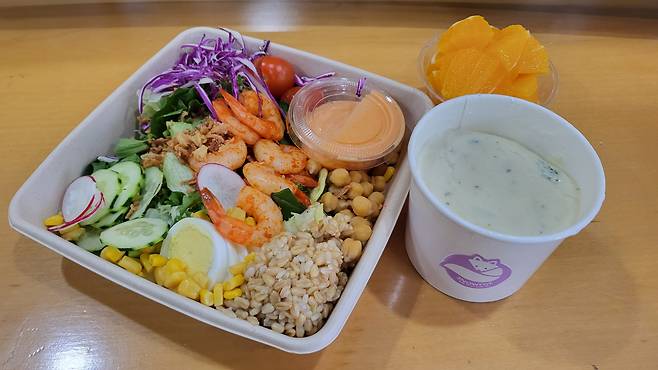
351,216,371,227
368,191,385,205
371,164,388,177
361,181,374,197
373,176,387,192
329,185,342,196
349,171,363,184
306,159,322,175
370,202,382,218
352,196,373,217
338,209,355,218
329,168,351,187
336,199,351,212
359,171,370,183
342,238,363,263
352,223,373,242
321,192,338,212
347,182,364,199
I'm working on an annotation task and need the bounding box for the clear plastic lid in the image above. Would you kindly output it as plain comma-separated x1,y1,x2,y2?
287,77,406,170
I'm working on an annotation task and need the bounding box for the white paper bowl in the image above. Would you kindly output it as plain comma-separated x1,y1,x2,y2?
405,94,605,302
8,27,432,353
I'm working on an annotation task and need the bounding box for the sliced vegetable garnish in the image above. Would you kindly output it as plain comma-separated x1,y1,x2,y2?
196,163,245,210
356,77,367,97
129,167,164,220
138,29,280,119
100,218,168,250
61,176,98,222
271,188,306,221
294,72,336,86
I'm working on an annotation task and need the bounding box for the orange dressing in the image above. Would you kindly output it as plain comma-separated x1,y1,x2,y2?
308,90,405,157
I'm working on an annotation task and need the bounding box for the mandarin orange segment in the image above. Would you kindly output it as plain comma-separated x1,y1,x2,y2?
468,51,507,93
486,25,530,72
437,15,495,54
428,51,456,93
428,15,549,103
495,74,539,102
517,34,549,74
441,48,481,99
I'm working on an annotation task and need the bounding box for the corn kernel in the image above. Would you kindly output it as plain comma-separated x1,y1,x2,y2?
192,210,210,221
383,166,396,182
244,252,256,264
100,246,125,264
223,287,242,300
154,266,167,286
226,207,246,221
149,254,167,268
43,213,64,227
118,256,142,275
228,262,247,276
213,284,224,306
223,274,245,291
199,289,214,306
176,278,201,300
164,271,187,289
60,224,85,241
244,216,256,226
139,253,154,273
192,271,209,289
165,258,186,274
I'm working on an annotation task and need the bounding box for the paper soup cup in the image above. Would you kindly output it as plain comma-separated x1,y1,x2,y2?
406,94,605,302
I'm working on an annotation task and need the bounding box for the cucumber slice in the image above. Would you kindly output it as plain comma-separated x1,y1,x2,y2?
110,161,143,211
127,249,142,258
129,167,164,220
76,228,104,252
94,207,128,229
100,218,168,250
81,169,121,226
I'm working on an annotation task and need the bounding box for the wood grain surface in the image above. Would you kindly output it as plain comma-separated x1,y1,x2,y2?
1,2,657,369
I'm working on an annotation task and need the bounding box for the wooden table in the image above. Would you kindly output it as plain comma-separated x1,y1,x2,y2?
1,2,657,369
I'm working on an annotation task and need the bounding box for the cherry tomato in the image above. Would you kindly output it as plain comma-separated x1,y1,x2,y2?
280,86,302,104
254,56,295,98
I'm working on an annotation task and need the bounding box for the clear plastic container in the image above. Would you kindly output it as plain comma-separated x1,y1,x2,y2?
417,33,558,106
287,77,406,170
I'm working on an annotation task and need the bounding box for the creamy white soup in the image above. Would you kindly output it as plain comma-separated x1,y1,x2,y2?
419,130,580,236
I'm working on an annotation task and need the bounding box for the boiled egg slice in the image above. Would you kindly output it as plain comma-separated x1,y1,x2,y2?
161,217,231,288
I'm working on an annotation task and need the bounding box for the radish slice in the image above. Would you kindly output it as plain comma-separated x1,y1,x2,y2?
62,176,98,222
48,193,105,232
196,163,245,209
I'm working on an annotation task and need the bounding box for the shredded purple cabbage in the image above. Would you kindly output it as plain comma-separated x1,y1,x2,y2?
294,72,336,87
138,29,277,116
356,77,367,97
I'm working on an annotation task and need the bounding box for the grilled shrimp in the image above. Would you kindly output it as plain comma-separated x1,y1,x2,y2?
253,139,308,174
220,89,284,141
200,186,283,248
187,137,247,172
212,99,260,145
242,162,310,206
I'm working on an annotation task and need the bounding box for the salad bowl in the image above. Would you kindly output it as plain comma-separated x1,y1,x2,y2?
9,27,432,353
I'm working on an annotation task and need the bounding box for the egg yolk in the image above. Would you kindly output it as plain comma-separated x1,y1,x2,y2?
168,226,213,274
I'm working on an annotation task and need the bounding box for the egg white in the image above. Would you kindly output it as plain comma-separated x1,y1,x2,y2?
161,218,231,288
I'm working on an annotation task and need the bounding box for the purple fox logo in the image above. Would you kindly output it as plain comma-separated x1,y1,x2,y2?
440,254,512,289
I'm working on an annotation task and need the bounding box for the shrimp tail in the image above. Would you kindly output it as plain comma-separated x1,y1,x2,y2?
200,187,254,244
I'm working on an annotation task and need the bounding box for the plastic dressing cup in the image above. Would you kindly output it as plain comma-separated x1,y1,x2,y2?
405,94,605,302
